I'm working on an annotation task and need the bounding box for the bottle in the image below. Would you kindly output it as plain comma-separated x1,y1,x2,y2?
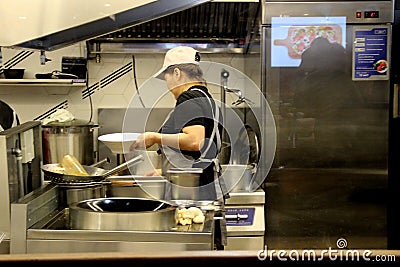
61,154,90,176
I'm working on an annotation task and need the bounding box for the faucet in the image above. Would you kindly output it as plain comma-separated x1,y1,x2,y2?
224,87,254,106
220,69,253,106
40,50,52,65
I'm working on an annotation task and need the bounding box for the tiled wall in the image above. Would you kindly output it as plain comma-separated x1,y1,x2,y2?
1,43,261,125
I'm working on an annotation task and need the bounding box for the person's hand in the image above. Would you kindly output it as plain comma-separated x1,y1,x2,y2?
130,132,158,151
144,169,162,176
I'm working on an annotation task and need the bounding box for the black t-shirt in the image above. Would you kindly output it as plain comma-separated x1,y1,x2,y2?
0,100,19,131
160,85,223,186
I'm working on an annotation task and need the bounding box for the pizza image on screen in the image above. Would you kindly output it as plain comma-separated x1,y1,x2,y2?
274,25,343,59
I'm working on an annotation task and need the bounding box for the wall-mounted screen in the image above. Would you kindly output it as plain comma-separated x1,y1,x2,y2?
271,16,346,67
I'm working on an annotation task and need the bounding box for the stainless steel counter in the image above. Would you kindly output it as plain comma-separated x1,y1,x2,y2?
0,121,43,254
10,184,216,254
224,189,266,250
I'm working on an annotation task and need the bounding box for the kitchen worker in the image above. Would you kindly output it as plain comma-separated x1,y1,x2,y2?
0,99,20,131
130,46,229,250
130,46,228,201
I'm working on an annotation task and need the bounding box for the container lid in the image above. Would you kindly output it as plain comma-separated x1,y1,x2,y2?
42,119,97,128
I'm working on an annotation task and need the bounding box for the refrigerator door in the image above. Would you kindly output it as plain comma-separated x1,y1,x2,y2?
261,2,391,249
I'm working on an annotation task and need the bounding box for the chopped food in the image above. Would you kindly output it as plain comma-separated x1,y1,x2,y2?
177,207,205,225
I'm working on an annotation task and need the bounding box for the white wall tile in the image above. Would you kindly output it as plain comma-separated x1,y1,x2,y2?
1,43,262,126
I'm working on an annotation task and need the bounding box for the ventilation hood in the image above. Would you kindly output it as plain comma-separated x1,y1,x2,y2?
0,0,210,51
87,0,261,54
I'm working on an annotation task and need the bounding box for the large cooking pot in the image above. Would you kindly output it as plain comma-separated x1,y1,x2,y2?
42,119,98,165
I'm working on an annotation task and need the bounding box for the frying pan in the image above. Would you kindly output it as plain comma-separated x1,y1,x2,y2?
42,154,144,184
230,124,260,165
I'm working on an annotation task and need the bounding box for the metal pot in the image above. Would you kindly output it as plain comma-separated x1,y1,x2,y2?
166,168,203,201
105,175,167,200
220,164,256,192
42,119,98,165
59,183,105,206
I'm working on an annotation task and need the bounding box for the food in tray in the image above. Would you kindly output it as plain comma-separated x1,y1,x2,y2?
274,25,342,59
177,207,205,225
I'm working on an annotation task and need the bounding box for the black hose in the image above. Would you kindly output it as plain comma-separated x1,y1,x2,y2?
132,55,146,108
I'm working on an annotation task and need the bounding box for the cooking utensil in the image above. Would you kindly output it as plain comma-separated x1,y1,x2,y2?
42,119,98,165
69,197,177,231
42,154,144,184
90,157,110,168
35,70,79,79
51,70,78,79
220,163,257,192
166,168,203,201
61,185,105,206
230,124,259,165
104,175,167,200
35,73,53,79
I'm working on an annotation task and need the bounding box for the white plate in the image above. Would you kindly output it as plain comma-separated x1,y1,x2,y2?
98,132,140,154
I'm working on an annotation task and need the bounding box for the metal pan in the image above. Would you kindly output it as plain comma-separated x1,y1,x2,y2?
230,124,260,165
42,154,144,184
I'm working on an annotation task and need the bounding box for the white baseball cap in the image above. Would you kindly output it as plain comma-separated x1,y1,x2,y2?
153,46,200,79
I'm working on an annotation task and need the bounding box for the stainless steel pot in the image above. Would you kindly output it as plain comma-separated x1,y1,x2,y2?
221,164,256,192
42,119,98,165
166,168,203,201
105,175,167,200
59,184,105,206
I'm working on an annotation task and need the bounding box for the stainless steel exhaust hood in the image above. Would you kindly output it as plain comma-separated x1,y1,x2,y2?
0,0,210,51
87,0,261,54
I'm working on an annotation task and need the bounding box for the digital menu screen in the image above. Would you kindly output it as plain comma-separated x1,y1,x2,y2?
271,16,347,67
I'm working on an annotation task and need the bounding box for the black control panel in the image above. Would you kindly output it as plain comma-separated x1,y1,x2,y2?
356,10,380,19
61,57,87,79
364,11,380,18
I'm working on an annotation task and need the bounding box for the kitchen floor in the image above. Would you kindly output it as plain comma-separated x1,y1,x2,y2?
262,168,387,250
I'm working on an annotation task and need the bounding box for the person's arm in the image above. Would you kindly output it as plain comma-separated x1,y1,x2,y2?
131,125,205,151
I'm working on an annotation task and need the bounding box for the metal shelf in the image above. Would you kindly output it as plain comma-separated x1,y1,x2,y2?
0,79,86,87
